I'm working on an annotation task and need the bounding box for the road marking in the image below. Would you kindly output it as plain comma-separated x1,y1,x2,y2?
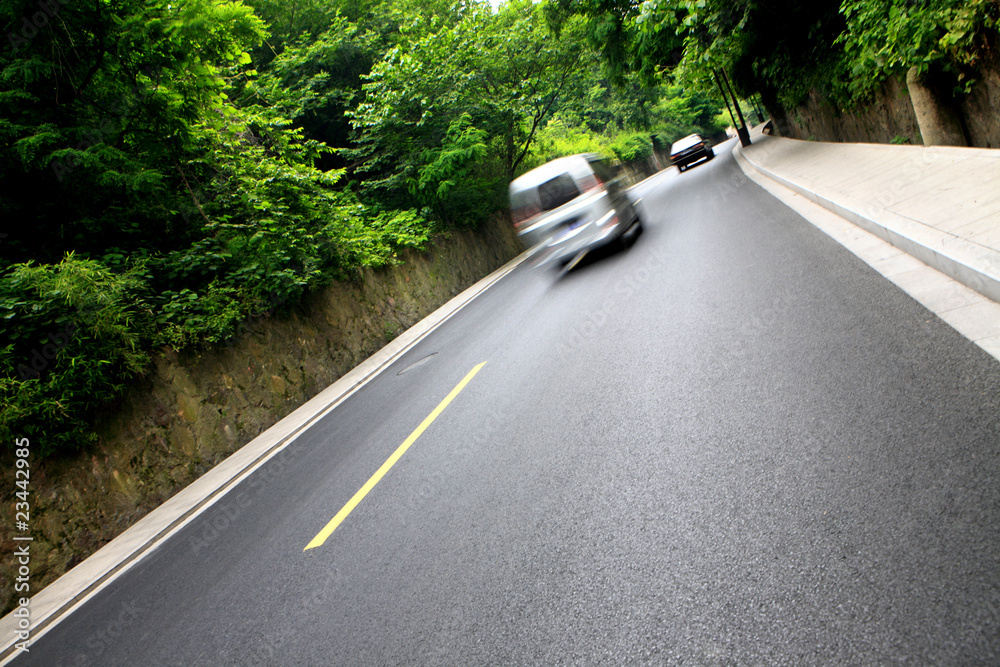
732,141,1000,362
0,248,526,665
304,361,487,550
397,352,438,375
557,249,589,278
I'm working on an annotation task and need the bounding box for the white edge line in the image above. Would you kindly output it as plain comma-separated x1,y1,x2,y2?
736,143,1000,303
732,142,1000,364
0,247,532,663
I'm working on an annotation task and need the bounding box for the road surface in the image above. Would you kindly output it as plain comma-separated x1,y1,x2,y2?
18,141,1000,665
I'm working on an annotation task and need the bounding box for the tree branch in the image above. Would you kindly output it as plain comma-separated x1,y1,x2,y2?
176,162,212,227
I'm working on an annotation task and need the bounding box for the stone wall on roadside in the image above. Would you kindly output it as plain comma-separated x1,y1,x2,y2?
770,50,1000,148
771,76,924,145
961,51,1000,147
0,213,523,615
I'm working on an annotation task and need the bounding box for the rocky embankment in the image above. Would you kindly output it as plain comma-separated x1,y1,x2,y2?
0,214,522,614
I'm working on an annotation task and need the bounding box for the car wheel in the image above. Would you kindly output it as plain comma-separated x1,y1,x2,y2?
619,216,643,249
677,164,685,172
630,217,644,245
707,147,715,159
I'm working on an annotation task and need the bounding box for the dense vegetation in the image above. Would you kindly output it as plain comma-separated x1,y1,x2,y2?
0,0,725,457
8,0,990,458
553,0,998,115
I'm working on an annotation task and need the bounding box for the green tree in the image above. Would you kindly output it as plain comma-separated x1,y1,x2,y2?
0,0,430,456
839,0,999,99
555,0,999,115
349,0,588,223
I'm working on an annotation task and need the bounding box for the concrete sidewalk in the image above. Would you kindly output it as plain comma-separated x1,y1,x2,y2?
734,127,1000,359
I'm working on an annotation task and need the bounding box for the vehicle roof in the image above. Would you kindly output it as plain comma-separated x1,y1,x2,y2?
509,154,602,191
670,134,703,152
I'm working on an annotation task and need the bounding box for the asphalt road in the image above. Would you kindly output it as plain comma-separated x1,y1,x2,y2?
19,142,1000,665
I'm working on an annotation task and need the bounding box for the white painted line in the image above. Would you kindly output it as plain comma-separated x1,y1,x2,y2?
733,144,1000,364
0,247,532,663
630,165,677,190
737,141,1000,303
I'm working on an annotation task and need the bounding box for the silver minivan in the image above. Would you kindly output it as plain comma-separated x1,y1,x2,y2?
509,154,642,266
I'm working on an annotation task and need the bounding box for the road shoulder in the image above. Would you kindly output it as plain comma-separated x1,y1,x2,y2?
733,141,1000,363
0,249,532,664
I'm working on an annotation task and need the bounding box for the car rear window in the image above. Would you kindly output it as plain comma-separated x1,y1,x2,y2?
537,173,580,212
510,188,540,225
588,158,616,183
671,135,703,153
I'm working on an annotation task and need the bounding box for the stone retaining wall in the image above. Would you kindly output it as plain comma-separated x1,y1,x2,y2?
0,213,522,615
771,51,1000,148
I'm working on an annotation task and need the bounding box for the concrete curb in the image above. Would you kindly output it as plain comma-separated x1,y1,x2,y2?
736,138,1000,304
0,247,532,663
733,141,1000,361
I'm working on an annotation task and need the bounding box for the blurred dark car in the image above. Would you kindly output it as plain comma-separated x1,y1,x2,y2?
509,154,641,266
670,134,715,172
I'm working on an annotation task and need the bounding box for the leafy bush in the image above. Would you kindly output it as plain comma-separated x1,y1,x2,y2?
839,0,1000,99
410,114,505,226
608,132,654,162
530,116,607,164
0,0,432,458
0,256,150,458
0,182,430,458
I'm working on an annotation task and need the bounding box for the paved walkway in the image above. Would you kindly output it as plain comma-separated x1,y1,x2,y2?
735,127,1000,359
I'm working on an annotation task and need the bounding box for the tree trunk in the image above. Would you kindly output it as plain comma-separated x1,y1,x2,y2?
906,66,969,146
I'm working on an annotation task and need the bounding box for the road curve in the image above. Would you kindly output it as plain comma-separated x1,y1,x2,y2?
17,141,1000,665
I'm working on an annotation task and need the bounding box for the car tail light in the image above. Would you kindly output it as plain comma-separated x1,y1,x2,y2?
580,173,602,193
512,204,539,231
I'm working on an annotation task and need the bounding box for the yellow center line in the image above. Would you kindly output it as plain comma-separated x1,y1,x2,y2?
304,361,487,551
